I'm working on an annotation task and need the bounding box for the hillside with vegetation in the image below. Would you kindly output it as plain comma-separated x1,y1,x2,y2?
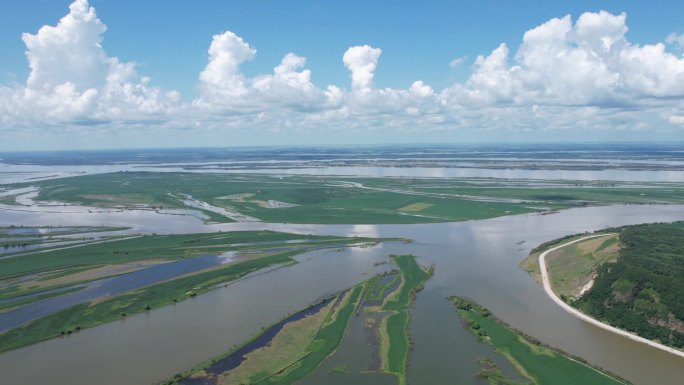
575,222,684,349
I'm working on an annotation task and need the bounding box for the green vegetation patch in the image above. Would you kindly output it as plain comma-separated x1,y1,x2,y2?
261,285,363,384
0,230,379,311
364,273,400,304
384,311,409,375
451,297,627,385
0,250,302,354
0,230,367,280
407,181,684,206
165,284,364,385
23,172,549,224
575,222,684,349
14,172,684,225
0,230,384,312
476,357,532,385
377,255,432,385
198,300,335,385
520,232,602,284
545,233,619,300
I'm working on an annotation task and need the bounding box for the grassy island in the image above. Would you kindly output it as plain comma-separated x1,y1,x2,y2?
451,296,628,385
164,254,432,385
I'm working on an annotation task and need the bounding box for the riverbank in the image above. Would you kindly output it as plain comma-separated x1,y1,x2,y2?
538,235,684,359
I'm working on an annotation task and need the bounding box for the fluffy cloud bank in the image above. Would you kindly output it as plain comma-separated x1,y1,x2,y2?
0,0,179,127
1,1,684,136
194,32,323,112
446,11,684,107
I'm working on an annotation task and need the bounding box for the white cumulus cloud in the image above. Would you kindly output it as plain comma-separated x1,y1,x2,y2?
446,11,684,107
198,31,256,97
343,45,382,91
0,0,180,127
194,33,325,112
23,0,108,91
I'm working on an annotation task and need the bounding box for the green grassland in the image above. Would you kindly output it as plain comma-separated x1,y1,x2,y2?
15,172,543,224
519,232,598,283
0,230,374,282
544,234,619,300
384,312,410,376
19,172,684,224
376,255,431,385
165,284,364,385
286,188,533,224
475,357,532,385
195,299,336,385
261,285,363,385
451,297,627,385
0,230,378,307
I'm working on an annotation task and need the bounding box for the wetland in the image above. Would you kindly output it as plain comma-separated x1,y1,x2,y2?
0,145,683,385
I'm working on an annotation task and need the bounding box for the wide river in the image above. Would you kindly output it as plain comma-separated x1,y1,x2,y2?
0,201,683,384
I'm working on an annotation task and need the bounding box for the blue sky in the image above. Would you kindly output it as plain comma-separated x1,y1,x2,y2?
3,0,681,96
1,1,684,150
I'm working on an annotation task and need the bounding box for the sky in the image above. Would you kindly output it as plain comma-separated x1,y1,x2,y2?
1,0,684,151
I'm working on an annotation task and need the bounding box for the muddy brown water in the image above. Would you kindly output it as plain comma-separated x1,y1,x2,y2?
0,205,683,384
